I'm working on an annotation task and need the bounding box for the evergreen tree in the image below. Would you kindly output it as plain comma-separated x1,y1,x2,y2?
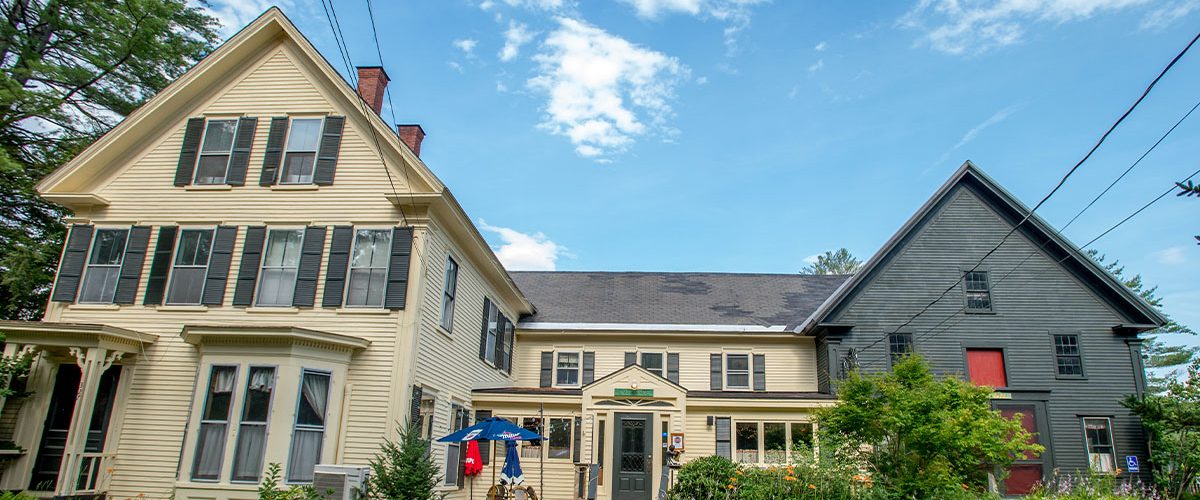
365,423,444,499
801,248,863,275
0,0,219,319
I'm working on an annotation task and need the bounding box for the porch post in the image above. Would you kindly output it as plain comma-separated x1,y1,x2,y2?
54,346,109,496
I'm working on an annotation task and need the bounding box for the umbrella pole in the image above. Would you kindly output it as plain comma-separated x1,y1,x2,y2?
491,441,496,493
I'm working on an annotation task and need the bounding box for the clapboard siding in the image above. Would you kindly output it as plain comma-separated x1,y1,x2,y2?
510,333,818,392
826,185,1149,478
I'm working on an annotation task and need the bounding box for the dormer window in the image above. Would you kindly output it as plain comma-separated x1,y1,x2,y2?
280,118,322,184
194,120,238,185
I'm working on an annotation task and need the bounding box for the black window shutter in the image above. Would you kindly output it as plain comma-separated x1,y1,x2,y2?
201,226,238,306
408,386,423,429
475,409,493,464
383,226,413,310
625,352,636,367
503,320,515,373
225,117,257,186
494,314,507,367
321,226,353,308
292,226,326,308
667,353,680,384
259,117,288,186
312,116,345,186
232,226,266,306
113,226,151,304
174,118,205,186
478,298,492,360
710,354,723,391
572,416,583,463
52,224,94,302
753,354,766,391
143,226,178,305
539,351,553,387
582,352,595,384
715,417,732,459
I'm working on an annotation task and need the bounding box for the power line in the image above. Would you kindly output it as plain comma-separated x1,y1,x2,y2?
862,29,1200,346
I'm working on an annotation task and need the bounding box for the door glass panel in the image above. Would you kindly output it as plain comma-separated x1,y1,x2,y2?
620,418,645,472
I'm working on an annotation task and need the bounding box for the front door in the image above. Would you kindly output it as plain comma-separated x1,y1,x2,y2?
613,412,653,500
28,364,121,491
996,401,1050,495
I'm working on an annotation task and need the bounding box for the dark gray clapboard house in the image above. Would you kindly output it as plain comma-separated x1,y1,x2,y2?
795,162,1166,495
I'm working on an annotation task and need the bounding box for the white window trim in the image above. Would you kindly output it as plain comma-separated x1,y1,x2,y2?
1082,417,1117,473
555,350,582,388
229,364,278,484
545,416,574,460
638,351,667,378
254,227,305,308
191,364,239,482
78,227,129,304
963,270,993,313
731,420,817,465
193,118,239,185
725,352,752,390
342,228,392,308
165,227,216,306
483,300,500,367
279,116,325,185
438,256,459,333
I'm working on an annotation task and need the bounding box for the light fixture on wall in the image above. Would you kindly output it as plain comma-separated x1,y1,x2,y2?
706,416,714,427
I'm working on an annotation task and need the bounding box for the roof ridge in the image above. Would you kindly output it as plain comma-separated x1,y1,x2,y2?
508,270,855,278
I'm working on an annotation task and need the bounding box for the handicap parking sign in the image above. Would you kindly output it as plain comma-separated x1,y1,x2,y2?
1125,455,1140,473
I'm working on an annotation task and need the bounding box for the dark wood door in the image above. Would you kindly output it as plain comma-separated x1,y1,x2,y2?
996,401,1049,495
613,412,653,500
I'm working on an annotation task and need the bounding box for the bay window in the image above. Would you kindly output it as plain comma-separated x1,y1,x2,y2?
231,366,275,482
192,365,237,480
288,370,331,483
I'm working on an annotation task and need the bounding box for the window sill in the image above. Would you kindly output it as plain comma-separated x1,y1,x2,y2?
157,304,209,312
336,307,393,315
964,310,996,315
1055,375,1088,381
271,184,320,191
184,184,233,191
437,325,453,338
175,480,257,491
245,306,301,313
68,303,121,311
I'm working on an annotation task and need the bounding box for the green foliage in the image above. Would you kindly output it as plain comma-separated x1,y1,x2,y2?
1180,181,1200,245
0,337,34,398
800,248,863,275
1086,250,1197,391
669,455,739,499
1122,358,1200,500
0,0,219,320
364,423,444,500
1028,469,1163,499
257,463,326,500
0,492,38,500
816,355,1042,498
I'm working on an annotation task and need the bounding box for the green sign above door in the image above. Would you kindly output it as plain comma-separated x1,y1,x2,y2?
614,388,654,397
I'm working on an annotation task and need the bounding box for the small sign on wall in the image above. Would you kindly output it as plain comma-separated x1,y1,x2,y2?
1126,455,1140,473
670,432,685,451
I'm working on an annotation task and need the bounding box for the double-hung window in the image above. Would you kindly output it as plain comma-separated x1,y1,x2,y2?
556,352,580,386
194,119,238,184
444,404,469,486
78,229,129,303
280,118,322,184
640,352,664,378
726,354,750,389
484,302,500,366
287,370,331,483
1083,418,1116,472
255,229,303,307
345,229,391,307
964,270,993,312
439,257,459,331
889,332,914,363
192,365,237,480
1054,334,1084,377
231,366,275,482
167,229,214,305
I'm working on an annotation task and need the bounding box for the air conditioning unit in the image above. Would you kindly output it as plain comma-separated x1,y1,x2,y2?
313,464,370,500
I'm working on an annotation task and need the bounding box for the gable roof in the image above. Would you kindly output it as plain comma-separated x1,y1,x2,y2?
511,271,849,329
795,161,1167,335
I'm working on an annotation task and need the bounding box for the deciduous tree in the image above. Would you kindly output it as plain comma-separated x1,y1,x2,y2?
801,248,863,275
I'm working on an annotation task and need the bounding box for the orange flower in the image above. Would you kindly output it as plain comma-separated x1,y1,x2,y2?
962,483,970,490
727,484,736,490
1115,468,1124,475
785,476,796,481
808,484,816,490
736,469,744,476
729,476,737,483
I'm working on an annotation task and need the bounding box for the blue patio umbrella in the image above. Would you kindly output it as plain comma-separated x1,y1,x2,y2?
436,417,543,443
500,441,525,485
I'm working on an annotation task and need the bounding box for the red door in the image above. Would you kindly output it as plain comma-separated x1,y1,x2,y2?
998,403,1046,495
966,349,1007,387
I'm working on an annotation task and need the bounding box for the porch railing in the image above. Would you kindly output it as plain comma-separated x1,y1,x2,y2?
61,450,115,495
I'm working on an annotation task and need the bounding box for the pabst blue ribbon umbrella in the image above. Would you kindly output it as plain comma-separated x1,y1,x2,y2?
438,417,544,494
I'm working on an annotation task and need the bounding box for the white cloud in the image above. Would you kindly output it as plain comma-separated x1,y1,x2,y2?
502,0,568,10
528,17,688,158
197,0,290,38
618,0,767,54
500,21,535,61
1154,246,1188,265
1142,0,1200,29
814,41,827,51
453,38,479,55
954,105,1017,149
497,80,509,92
621,0,703,18
480,0,496,9
807,59,824,72
696,76,709,85
479,220,565,271
803,254,820,265
902,0,1151,54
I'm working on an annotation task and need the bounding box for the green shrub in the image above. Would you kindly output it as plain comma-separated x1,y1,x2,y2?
258,463,327,500
669,455,738,499
1027,469,1164,499
364,423,444,499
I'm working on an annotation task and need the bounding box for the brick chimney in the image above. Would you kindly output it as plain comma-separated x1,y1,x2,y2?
356,66,389,115
397,124,426,157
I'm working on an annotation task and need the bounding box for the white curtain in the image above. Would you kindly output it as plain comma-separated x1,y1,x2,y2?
233,425,267,481
249,369,274,392
300,374,329,424
211,367,236,394
193,423,227,479
288,430,323,482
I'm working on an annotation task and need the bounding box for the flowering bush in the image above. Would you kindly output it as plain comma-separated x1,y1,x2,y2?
1027,469,1163,499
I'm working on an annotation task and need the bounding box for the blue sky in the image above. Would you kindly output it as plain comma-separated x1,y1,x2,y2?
205,1,1199,352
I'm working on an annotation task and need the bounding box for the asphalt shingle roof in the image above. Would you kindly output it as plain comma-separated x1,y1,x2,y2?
509,271,851,327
